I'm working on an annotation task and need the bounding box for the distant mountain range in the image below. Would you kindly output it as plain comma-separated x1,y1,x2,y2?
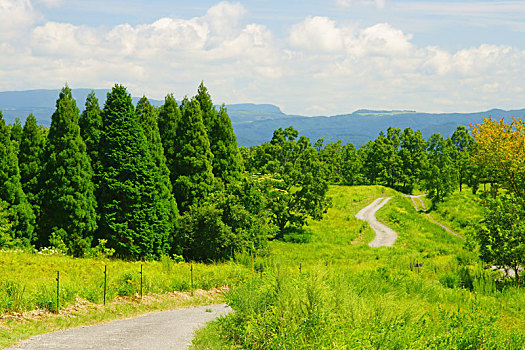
1,89,524,148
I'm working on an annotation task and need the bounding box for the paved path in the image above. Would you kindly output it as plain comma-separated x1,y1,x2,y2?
355,197,397,247
7,304,232,350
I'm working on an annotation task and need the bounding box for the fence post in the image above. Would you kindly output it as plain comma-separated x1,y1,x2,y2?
103,265,107,305
190,263,194,296
140,264,143,299
56,271,60,313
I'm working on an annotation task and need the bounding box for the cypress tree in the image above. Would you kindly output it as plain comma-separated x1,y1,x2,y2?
38,86,97,256
97,85,170,259
172,97,215,212
136,96,178,227
19,114,44,211
10,118,23,154
157,94,182,189
79,91,103,180
0,111,35,245
195,83,243,183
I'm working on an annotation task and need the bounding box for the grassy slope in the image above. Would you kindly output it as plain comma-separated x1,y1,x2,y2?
193,185,525,349
0,254,252,348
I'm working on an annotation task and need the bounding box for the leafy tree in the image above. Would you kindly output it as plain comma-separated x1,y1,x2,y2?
158,94,182,191
341,142,363,185
260,127,331,238
471,118,525,197
319,140,344,183
135,96,178,229
476,195,525,284
79,91,103,180
195,83,243,183
38,86,97,256
0,111,35,246
422,133,457,203
171,97,215,212
18,113,44,212
399,128,427,192
178,187,268,262
97,85,171,259
451,126,474,192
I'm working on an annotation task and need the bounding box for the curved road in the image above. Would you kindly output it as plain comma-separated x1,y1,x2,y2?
355,197,397,247
7,304,232,350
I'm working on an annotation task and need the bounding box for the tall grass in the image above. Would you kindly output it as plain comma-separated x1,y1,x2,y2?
193,185,525,349
0,251,252,314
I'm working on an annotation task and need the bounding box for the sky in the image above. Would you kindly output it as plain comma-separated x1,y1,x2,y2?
1,0,525,116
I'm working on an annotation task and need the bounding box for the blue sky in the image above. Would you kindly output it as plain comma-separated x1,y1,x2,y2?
1,0,525,115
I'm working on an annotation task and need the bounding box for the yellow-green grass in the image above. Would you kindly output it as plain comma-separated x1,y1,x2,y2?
193,185,525,349
0,252,253,348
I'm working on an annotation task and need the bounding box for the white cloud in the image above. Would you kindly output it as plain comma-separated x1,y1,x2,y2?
289,16,346,52
34,0,65,8
1,1,524,116
336,0,387,9
0,0,38,40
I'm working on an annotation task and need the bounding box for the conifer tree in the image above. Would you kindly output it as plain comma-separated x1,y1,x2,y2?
19,114,44,211
171,97,215,212
0,111,35,245
10,118,23,154
79,91,103,179
136,96,178,226
158,94,182,189
97,85,170,259
195,83,243,183
38,86,97,256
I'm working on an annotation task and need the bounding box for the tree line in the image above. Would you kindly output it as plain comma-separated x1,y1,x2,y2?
243,125,478,203
1,83,332,261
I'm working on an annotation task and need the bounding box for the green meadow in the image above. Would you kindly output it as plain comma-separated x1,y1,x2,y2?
192,185,525,349
1,185,524,349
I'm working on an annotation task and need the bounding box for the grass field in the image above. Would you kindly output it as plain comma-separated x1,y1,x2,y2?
0,252,252,348
192,185,525,349
2,185,523,349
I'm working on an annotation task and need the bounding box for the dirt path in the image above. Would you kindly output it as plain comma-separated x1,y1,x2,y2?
7,304,232,350
355,197,397,247
408,195,462,239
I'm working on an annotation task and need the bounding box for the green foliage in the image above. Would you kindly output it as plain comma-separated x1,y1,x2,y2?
262,127,331,237
97,85,171,259
178,185,269,262
422,133,457,203
157,93,182,193
476,195,525,282
136,96,179,240
0,111,35,246
79,91,103,181
10,118,22,154
451,126,475,192
196,82,244,183
38,85,97,257
171,97,216,212
0,204,13,247
18,114,44,213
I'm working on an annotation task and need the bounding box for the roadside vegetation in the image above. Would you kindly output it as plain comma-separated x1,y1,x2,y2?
193,185,525,349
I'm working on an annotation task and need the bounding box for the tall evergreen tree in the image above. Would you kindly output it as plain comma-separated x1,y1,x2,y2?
19,114,44,211
195,83,243,183
0,111,35,245
38,86,97,256
158,94,182,190
136,96,178,226
97,85,171,259
10,118,23,154
172,97,215,212
79,91,103,180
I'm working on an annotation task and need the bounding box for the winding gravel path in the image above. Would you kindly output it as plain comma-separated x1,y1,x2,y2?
7,304,232,350
355,197,397,247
